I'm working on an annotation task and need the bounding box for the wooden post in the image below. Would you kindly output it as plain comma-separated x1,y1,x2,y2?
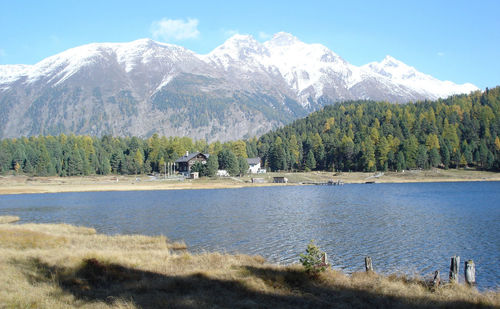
432,270,441,288
449,255,460,284
465,260,476,286
365,256,373,272
321,252,328,266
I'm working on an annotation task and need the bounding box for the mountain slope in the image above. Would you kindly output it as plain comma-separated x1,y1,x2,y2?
0,33,479,141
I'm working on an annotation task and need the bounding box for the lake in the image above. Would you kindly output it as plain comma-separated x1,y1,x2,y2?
0,182,499,290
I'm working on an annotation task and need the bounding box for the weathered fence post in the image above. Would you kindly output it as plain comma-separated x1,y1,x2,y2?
365,256,373,272
432,270,441,288
449,255,460,284
321,252,328,266
465,260,476,286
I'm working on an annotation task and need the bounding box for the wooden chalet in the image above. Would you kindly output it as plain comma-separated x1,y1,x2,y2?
175,152,209,176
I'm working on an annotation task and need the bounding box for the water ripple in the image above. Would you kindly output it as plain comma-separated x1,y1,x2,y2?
0,182,499,290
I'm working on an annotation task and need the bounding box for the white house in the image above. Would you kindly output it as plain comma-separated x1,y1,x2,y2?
246,157,262,174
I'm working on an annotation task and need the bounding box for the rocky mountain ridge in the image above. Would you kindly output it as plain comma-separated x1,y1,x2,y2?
0,32,478,141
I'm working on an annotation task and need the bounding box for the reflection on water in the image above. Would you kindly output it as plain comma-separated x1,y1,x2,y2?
0,182,499,290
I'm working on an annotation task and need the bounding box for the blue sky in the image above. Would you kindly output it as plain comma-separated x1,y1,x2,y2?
0,0,498,88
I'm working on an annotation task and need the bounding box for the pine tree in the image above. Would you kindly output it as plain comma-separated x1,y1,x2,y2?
269,137,287,171
206,154,218,177
429,147,441,167
403,136,419,169
305,149,316,171
441,145,451,169
238,156,249,176
396,152,406,171
361,137,376,172
226,152,239,176
416,145,428,169
133,149,144,174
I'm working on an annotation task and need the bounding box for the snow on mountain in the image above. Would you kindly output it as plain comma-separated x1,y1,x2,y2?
201,32,478,107
204,34,268,71
263,32,345,100
1,32,477,100
363,55,478,99
0,64,30,88
0,32,481,140
205,32,357,104
0,39,202,89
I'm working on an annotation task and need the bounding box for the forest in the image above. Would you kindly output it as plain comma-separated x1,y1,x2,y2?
256,87,500,172
0,87,498,177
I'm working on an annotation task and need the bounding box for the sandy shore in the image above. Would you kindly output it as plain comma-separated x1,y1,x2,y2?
0,169,499,195
0,175,286,195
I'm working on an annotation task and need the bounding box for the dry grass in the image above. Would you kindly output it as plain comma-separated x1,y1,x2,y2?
1,169,499,195
0,218,498,308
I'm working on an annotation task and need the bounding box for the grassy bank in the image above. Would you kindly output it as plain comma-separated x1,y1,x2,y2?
0,217,498,308
0,169,499,195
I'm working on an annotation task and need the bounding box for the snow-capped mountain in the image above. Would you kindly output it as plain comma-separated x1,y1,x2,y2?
363,55,478,99
0,32,478,141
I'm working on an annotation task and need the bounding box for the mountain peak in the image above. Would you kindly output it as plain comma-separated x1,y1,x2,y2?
363,55,478,98
380,55,408,68
132,38,155,44
268,32,300,46
227,33,255,42
206,33,265,67
214,33,261,51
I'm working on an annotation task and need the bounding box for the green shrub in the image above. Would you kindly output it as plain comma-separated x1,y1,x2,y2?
299,240,327,275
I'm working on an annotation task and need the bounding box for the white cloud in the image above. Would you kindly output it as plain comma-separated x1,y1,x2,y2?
258,31,271,40
151,18,200,41
437,52,445,57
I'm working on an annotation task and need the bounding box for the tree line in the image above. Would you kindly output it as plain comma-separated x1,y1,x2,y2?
0,87,498,176
0,134,252,177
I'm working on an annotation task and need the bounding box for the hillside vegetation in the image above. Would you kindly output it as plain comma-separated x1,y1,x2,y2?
0,87,499,177
0,217,498,308
256,87,500,172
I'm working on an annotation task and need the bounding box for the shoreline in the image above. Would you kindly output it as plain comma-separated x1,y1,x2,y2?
0,170,499,195
0,218,498,307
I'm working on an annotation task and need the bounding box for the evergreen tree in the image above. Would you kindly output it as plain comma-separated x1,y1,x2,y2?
416,145,428,169
396,152,406,171
441,144,451,169
133,149,144,174
269,137,287,171
190,161,207,176
206,154,218,177
238,156,249,176
403,136,419,169
110,152,122,174
35,145,51,176
305,149,316,171
376,136,390,171
66,148,83,176
361,137,376,172
226,153,239,176
218,149,239,176
429,147,441,167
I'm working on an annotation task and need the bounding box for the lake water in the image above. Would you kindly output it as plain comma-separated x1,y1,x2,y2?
0,182,499,290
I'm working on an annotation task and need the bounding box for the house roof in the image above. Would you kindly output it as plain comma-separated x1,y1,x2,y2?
246,157,261,165
175,152,209,163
